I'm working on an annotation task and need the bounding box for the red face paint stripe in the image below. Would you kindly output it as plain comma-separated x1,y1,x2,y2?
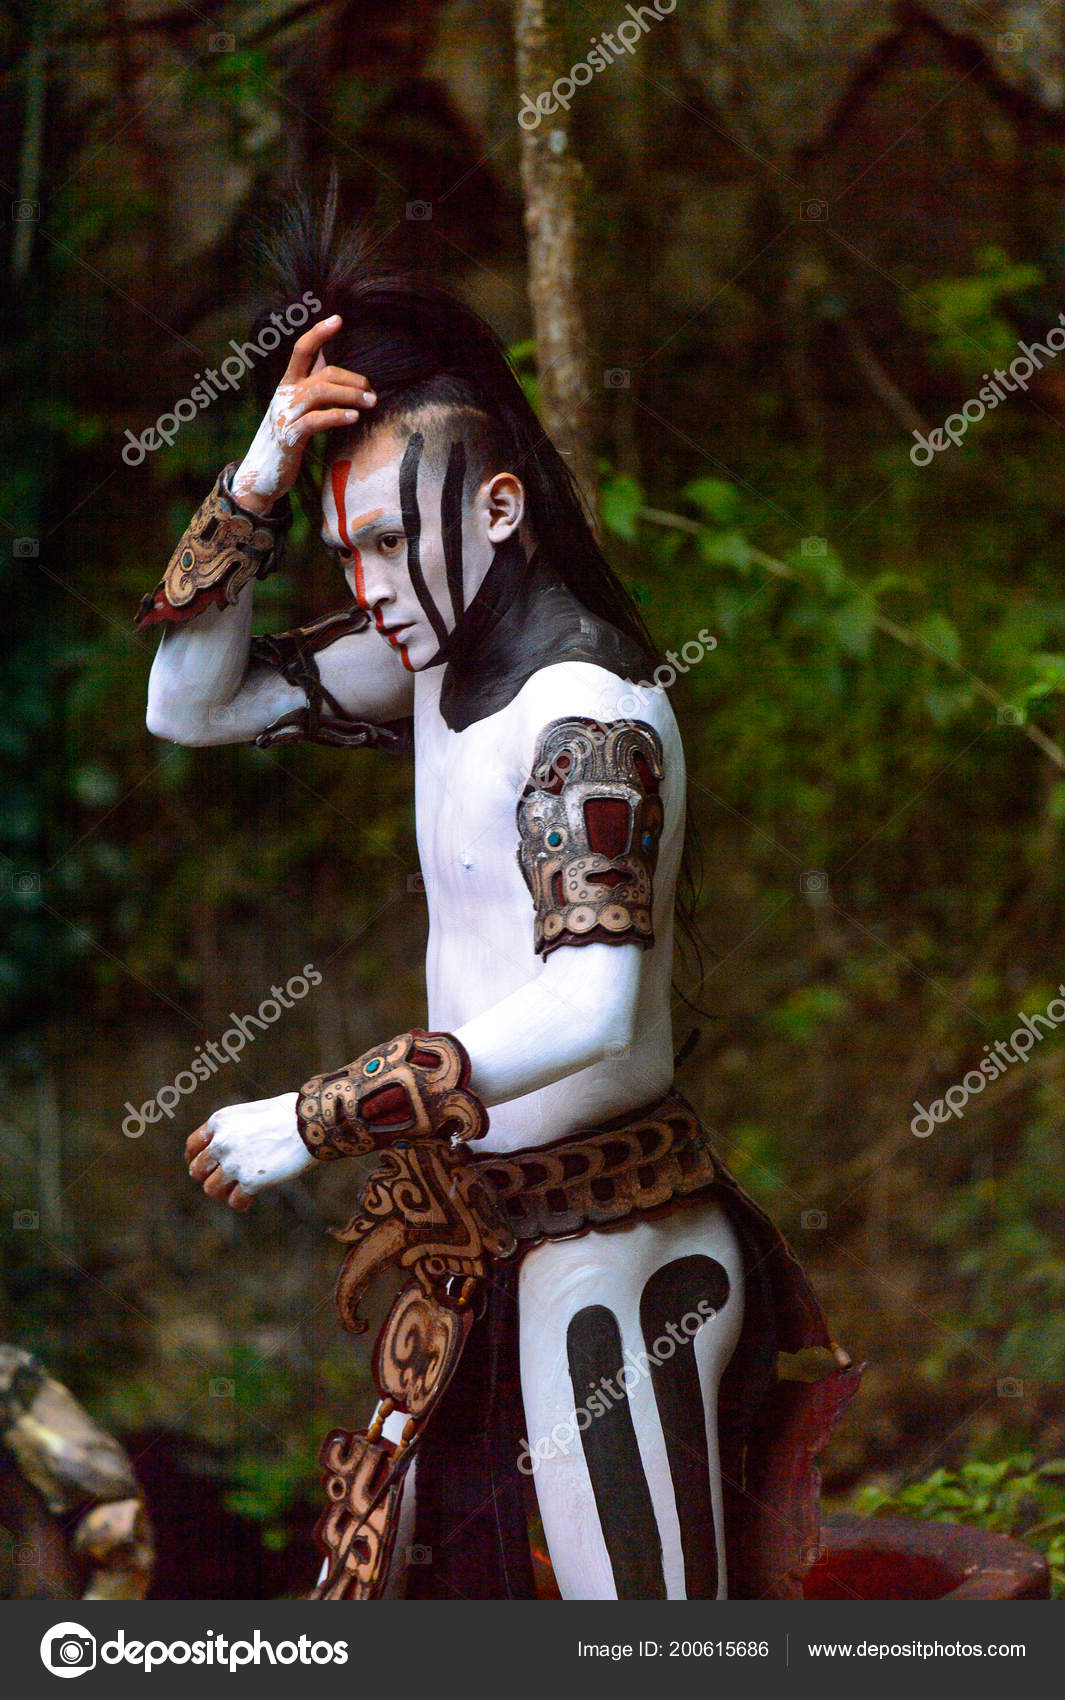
331,459,413,672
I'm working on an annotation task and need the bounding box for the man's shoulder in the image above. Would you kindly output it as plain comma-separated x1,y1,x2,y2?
508,660,682,765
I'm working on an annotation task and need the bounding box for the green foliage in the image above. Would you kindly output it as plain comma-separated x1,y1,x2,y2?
600,471,644,541
770,984,850,1044
903,246,1044,376
919,1109,1065,1383
507,339,541,414
853,1455,1065,1596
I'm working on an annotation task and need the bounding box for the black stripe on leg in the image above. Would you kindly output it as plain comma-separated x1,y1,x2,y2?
639,1255,731,1599
566,1304,666,1599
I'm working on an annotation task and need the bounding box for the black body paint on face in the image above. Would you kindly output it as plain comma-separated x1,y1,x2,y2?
441,440,467,625
566,1304,667,1599
391,428,645,719
639,1255,732,1599
398,431,450,655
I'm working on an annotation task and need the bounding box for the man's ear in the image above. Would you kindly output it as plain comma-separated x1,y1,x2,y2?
480,471,525,543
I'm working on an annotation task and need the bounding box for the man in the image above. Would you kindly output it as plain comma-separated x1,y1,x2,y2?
139,191,856,1600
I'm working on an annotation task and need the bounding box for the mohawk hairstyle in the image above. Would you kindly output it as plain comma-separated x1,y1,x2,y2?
246,170,659,672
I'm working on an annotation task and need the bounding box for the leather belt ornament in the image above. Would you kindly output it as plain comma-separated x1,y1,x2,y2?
302,1042,724,1601
299,1030,513,1601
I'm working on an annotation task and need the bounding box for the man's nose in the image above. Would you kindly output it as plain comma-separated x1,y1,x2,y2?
347,558,394,612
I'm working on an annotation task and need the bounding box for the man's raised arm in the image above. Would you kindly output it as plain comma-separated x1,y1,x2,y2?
140,313,413,747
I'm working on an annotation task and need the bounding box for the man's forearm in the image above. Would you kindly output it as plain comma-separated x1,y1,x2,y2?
146,583,257,742
455,943,642,1107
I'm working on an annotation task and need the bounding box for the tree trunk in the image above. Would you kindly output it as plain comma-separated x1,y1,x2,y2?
513,0,600,526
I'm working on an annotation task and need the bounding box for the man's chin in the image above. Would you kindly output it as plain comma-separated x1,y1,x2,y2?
397,634,448,670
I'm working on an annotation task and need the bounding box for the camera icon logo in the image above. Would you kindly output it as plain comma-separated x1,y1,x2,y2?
12,200,40,222
800,199,828,222
406,201,433,222
406,872,426,894
13,537,39,557
405,1543,433,1565
209,1376,235,1398
800,535,827,558
604,368,631,389
40,1622,97,1678
800,870,829,896
997,32,1024,53
13,1210,39,1230
801,1208,828,1230
996,705,1022,727
209,31,236,52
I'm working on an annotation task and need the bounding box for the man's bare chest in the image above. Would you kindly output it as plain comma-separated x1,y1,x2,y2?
412,696,529,906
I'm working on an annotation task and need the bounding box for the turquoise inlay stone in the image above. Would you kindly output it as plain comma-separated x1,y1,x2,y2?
364,1057,383,1075
546,830,563,847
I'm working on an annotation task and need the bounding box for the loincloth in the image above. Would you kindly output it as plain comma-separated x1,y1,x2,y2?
309,1091,860,1602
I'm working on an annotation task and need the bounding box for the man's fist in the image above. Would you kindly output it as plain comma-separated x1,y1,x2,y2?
185,1092,314,1211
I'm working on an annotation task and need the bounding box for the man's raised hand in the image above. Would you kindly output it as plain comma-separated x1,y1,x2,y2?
185,1092,315,1212
231,313,376,514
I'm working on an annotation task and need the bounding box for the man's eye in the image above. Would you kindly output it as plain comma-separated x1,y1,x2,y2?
378,533,404,554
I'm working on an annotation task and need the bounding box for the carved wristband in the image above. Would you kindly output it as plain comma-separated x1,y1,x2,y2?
295,1030,488,1161
135,462,292,629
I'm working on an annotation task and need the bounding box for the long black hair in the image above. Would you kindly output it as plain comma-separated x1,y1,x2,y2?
247,171,709,1016
247,170,659,673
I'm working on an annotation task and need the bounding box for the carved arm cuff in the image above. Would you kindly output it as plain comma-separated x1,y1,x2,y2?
516,716,664,955
135,462,292,630
296,1029,488,1160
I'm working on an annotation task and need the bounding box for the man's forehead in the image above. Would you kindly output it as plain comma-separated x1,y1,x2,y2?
321,424,452,535
324,426,401,489
321,442,400,535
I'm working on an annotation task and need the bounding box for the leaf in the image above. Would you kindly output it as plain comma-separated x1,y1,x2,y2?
683,476,742,525
914,612,962,665
924,684,974,725
698,529,751,570
599,473,645,542
793,544,845,595
830,595,876,657
1025,653,1065,700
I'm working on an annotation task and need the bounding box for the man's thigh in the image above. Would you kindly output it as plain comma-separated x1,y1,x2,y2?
518,1203,744,1599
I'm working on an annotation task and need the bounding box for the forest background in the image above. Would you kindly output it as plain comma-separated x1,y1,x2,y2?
3,0,1065,1597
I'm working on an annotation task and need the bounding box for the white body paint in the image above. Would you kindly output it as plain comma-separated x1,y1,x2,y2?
148,544,744,1599
519,1208,744,1599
